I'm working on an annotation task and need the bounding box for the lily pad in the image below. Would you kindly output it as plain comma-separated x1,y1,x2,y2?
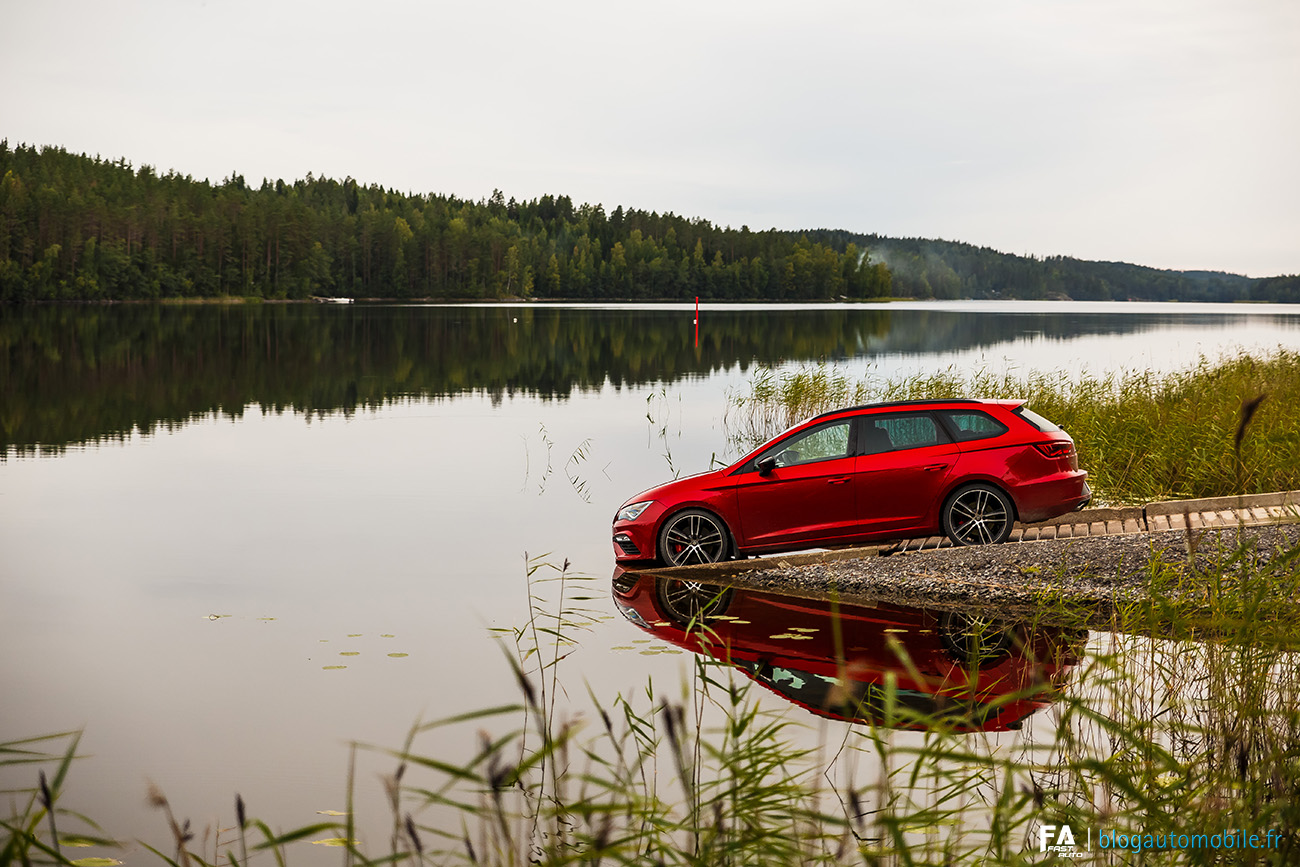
386,652,408,658
71,859,123,866
322,665,347,670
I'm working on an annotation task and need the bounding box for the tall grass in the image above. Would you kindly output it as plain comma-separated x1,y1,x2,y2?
8,533,1300,865
723,349,1300,503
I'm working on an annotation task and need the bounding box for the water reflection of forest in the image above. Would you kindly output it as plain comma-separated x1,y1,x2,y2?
3,304,1295,453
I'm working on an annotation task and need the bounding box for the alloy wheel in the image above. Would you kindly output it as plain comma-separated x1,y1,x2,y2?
659,510,730,566
656,578,733,626
938,610,1015,666
945,485,1013,546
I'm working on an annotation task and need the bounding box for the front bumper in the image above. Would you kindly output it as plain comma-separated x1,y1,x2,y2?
612,502,668,562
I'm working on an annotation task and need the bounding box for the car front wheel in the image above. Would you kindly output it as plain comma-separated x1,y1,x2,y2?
657,508,731,566
942,484,1014,546
656,578,734,626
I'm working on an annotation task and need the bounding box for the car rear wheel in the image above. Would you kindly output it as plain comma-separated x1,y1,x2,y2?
938,610,1015,667
657,508,731,566
943,484,1014,546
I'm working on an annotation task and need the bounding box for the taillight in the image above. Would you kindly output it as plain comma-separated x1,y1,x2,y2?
1034,442,1073,459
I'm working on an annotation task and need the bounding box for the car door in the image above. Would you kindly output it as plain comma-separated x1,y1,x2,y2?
733,418,860,549
853,412,959,536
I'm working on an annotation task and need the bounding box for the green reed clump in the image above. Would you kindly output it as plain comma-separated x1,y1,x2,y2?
10,540,1300,866
725,349,1300,503
1035,533,1300,862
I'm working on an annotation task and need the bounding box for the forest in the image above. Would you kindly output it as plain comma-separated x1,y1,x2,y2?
0,143,889,303
1,141,1296,303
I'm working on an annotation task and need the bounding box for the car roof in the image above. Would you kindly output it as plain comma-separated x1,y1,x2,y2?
808,398,1018,423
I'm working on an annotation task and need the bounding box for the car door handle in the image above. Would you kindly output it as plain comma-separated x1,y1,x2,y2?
923,464,950,472
827,477,851,485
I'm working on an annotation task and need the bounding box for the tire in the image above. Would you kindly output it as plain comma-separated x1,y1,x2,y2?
657,508,732,567
938,610,1014,667
655,577,734,627
942,484,1014,546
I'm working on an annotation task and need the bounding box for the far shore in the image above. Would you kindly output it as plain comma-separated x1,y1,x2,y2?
7,294,1296,307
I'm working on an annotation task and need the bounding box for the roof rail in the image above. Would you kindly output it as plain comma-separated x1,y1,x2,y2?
809,398,988,422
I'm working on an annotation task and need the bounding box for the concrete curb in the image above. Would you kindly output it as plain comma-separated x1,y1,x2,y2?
1022,490,1300,534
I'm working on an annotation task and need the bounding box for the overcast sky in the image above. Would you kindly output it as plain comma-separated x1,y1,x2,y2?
4,0,1297,276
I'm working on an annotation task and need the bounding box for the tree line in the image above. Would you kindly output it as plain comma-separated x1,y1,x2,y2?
0,142,891,302
4,141,1296,303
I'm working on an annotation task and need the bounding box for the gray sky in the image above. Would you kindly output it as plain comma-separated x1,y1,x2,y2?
4,0,1297,276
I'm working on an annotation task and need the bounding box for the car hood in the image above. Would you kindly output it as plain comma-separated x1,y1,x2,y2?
620,468,727,508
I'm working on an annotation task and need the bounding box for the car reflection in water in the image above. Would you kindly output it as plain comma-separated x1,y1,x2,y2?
612,568,1084,733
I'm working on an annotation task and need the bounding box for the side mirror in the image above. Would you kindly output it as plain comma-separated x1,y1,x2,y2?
756,456,777,476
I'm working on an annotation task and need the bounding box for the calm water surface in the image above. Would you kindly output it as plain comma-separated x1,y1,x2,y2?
2,300,1298,854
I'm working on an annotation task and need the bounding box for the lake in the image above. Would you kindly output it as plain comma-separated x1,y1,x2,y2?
3,300,1299,857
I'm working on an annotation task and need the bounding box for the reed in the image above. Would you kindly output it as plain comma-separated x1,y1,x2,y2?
723,349,1300,503
7,531,1300,864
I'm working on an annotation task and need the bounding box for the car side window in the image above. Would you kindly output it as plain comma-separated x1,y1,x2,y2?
860,413,948,455
938,410,1009,442
763,420,851,468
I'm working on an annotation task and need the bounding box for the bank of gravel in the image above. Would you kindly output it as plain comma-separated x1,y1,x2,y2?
717,525,1300,628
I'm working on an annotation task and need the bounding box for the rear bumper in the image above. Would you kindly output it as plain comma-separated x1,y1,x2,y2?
1013,473,1091,524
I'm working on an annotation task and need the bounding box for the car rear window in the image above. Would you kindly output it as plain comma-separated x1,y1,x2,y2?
937,410,1008,442
1012,406,1062,433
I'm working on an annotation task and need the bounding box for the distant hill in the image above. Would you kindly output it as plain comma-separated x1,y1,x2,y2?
807,230,1297,303
1,141,1296,303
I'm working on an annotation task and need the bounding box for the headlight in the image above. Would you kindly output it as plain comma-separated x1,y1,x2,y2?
616,501,653,522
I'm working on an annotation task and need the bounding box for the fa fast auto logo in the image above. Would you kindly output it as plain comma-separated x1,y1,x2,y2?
1039,824,1088,858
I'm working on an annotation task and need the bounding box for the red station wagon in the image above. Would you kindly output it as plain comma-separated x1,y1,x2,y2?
613,399,1089,566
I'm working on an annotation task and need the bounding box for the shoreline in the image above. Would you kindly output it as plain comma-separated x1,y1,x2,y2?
6,295,1299,307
